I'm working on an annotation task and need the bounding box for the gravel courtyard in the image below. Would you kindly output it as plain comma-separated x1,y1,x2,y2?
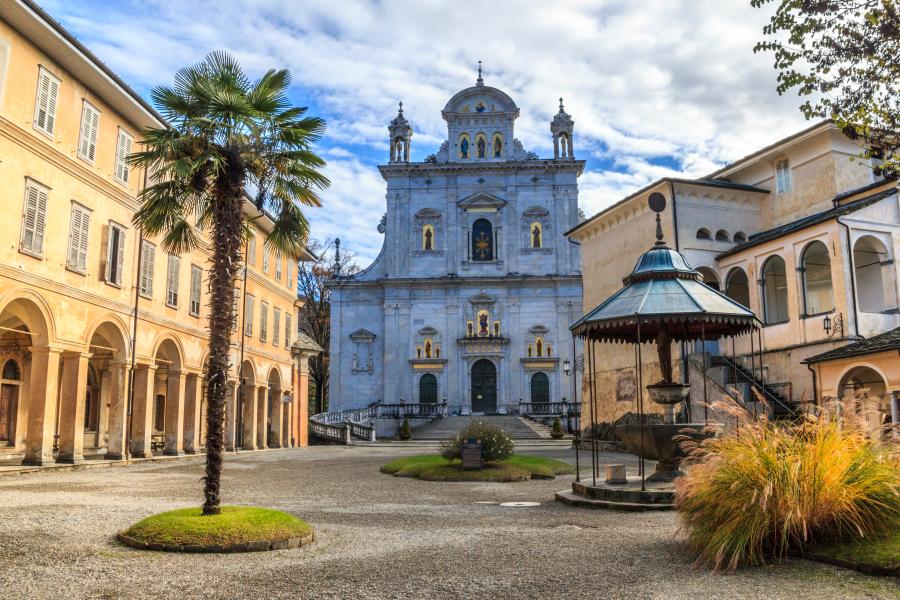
0,445,896,600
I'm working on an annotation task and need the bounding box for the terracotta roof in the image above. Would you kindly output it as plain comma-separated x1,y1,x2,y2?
716,189,897,260
805,328,900,364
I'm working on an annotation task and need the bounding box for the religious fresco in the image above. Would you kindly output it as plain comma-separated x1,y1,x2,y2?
492,133,503,157
616,368,636,403
422,224,434,250
477,310,490,337
531,222,542,248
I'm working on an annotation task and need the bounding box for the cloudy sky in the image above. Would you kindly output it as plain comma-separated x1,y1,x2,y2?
42,0,809,264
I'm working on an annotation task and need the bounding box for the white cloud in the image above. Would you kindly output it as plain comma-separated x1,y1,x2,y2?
43,0,811,263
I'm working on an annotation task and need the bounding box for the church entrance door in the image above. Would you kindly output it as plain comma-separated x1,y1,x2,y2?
470,359,497,414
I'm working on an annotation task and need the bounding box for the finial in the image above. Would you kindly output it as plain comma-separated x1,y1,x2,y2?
476,60,484,86
398,101,403,115
333,238,342,277
559,97,565,113
647,192,667,246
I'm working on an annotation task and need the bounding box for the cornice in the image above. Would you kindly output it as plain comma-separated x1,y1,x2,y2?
334,274,583,289
378,158,585,178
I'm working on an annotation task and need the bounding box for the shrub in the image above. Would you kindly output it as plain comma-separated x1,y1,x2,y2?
398,418,411,440
676,395,900,572
550,418,564,439
441,421,515,462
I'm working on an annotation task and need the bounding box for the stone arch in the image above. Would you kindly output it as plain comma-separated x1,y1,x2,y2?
837,365,892,436
725,267,751,308
853,235,897,313
715,229,730,242
733,231,747,243
695,266,720,291
799,240,834,315
761,255,789,324
151,335,184,371
85,315,130,361
696,228,711,240
0,290,55,346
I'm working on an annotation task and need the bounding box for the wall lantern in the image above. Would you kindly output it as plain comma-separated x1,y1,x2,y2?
563,358,571,376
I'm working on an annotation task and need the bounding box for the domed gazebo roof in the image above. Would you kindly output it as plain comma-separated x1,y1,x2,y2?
571,204,759,344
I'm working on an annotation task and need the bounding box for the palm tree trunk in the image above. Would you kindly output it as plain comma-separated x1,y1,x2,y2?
202,187,244,515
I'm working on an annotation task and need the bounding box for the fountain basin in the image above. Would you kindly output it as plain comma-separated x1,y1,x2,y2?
646,382,690,405
615,423,710,482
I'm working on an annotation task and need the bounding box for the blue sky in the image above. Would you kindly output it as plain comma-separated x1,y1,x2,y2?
41,0,809,264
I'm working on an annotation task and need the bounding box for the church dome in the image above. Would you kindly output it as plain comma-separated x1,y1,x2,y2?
441,63,519,117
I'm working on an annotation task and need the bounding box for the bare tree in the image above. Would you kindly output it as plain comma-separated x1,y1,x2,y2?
296,239,358,414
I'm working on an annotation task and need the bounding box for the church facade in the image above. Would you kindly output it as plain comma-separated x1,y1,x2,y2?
328,74,584,415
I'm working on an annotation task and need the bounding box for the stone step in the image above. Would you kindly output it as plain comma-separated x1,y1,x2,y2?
571,480,675,505
554,490,674,512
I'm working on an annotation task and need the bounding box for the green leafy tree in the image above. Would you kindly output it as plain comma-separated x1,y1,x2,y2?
130,51,329,515
753,0,900,177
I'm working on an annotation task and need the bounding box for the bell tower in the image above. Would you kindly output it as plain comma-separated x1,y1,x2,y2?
388,101,412,163
551,98,575,159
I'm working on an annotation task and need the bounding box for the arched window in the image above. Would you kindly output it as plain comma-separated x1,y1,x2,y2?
801,241,834,315
472,219,493,261
715,229,729,242
530,221,542,248
559,133,569,157
419,374,438,404
725,267,750,308
696,228,711,240
475,133,487,158
854,236,896,313
2,359,21,381
459,134,470,159
733,231,747,244
696,267,720,291
761,256,789,324
492,133,503,158
530,372,550,404
422,224,435,251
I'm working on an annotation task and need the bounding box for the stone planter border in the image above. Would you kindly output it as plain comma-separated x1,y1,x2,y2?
116,531,315,553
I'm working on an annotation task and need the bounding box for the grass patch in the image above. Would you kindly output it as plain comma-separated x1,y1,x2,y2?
121,506,313,547
381,454,574,482
811,531,900,574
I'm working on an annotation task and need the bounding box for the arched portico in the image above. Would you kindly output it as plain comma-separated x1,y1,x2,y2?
266,368,283,448
838,365,893,437
240,360,258,450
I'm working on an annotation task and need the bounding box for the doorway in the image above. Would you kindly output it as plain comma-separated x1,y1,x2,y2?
471,359,497,413
1,359,22,446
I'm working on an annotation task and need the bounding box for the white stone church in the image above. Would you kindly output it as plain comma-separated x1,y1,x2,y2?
328,72,583,415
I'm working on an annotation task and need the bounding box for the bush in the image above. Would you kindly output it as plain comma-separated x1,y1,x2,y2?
440,421,515,462
398,418,411,440
676,396,900,571
550,418,564,439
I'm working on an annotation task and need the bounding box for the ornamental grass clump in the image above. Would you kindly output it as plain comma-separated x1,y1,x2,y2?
676,393,900,572
441,421,515,462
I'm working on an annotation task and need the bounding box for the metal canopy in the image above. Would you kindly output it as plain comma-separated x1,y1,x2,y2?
571,245,759,343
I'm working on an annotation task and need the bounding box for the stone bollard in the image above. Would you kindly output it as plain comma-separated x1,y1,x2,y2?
605,464,626,484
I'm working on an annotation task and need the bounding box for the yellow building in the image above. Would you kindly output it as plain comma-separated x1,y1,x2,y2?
0,0,315,466
568,121,899,432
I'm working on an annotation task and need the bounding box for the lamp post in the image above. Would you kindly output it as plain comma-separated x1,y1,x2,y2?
565,342,585,482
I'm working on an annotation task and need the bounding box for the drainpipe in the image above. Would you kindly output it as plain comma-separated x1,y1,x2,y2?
835,216,861,338
806,362,818,406
125,167,150,462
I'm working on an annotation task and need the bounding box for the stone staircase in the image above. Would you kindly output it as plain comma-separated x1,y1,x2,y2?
410,415,547,440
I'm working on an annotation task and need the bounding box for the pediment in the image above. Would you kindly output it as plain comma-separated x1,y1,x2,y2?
349,328,376,341
469,293,497,305
523,205,549,217
528,325,549,334
457,192,507,210
415,208,442,219
417,326,439,336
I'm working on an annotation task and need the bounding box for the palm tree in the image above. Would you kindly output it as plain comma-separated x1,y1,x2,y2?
130,51,329,515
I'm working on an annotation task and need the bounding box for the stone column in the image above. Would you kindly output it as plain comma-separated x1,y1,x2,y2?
270,388,284,448
241,381,257,450
22,346,63,466
164,370,186,455
224,382,238,451
283,402,291,447
97,368,112,449
256,385,268,449
57,351,92,464
182,373,203,453
130,364,157,458
105,361,128,460
296,354,311,447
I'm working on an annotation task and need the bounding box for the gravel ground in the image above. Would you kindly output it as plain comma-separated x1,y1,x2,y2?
0,445,896,600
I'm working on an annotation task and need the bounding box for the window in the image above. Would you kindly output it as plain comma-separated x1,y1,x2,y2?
246,233,256,267
20,180,49,256
166,254,180,307
275,252,282,281
263,247,269,273
284,313,292,348
419,374,438,404
33,67,60,136
259,301,269,341
471,219,494,261
286,257,293,289
244,294,254,336
189,265,202,316
733,231,747,244
761,255,789,324
801,241,834,315
115,128,133,184
775,158,792,193
725,267,750,308
531,372,550,404
105,222,126,286
66,202,91,274
232,287,240,332
273,309,281,346
715,230,729,242
696,228,711,240
77,101,100,163
854,236,896,312
139,241,155,298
